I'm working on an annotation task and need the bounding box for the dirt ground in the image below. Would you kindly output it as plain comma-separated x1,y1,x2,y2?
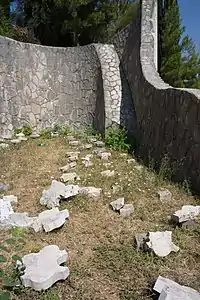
0,136,200,300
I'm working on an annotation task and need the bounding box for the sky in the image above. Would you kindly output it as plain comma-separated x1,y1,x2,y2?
178,0,200,51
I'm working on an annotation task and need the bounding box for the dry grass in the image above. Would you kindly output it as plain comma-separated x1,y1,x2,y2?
0,136,200,299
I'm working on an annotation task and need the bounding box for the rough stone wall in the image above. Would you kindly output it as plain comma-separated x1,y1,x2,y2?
0,36,126,138
112,0,200,191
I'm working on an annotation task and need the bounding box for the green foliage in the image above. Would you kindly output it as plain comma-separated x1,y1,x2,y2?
40,129,52,139
105,127,131,152
158,0,200,88
0,5,13,37
0,255,7,263
22,125,33,136
0,291,11,300
23,0,136,47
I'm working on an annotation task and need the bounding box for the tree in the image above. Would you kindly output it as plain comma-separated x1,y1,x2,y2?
158,0,200,89
0,5,13,37
22,0,136,47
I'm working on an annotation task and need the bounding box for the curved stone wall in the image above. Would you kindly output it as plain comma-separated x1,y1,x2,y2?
0,37,124,138
112,0,200,191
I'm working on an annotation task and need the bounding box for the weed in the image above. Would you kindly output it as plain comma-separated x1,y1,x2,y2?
182,179,192,196
105,127,131,152
58,125,73,136
22,125,32,136
40,129,52,139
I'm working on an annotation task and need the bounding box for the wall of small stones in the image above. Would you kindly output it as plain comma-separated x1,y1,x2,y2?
0,37,126,138
112,0,200,191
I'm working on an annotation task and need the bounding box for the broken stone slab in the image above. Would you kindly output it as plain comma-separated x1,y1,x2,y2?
127,158,136,164
16,133,28,141
0,199,14,222
120,204,134,217
3,195,18,204
69,140,80,146
135,231,179,257
171,205,200,224
110,197,124,211
81,144,93,150
40,180,79,208
19,245,69,291
157,189,172,201
154,276,200,300
10,139,21,144
79,187,102,199
67,155,79,162
60,162,77,172
135,233,149,252
0,143,9,149
5,212,37,229
111,184,122,194
101,170,115,177
94,141,105,148
30,133,40,139
38,209,69,233
82,155,93,167
87,136,97,143
180,219,197,229
60,172,80,183
93,148,107,155
98,152,111,161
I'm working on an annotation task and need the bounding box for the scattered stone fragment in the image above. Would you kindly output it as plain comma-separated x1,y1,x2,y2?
0,198,14,222
67,135,75,141
81,144,93,150
0,143,9,149
51,132,59,137
98,152,111,161
60,172,80,183
3,195,18,204
16,133,28,141
120,153,127,157
30,133,40,139
69,140,80,146
82,155,93,167
10,139,21,144
103,163,112,168
67,154,79,162
0,138,4,143
171,205,200,224
110,198,124,211
111,184,122,194
135,231,179,257
33,208,69,233
40,180,79,208
120,204,134,217
134,165,143,171
93,148,107,155
4,212,37,229
157,189,172,201
19,245,69,291
0,183,9,191
87,136,97,143
153,276,200,300
79,187,102,199
60,162,76,172
94,141,105,148
127,158,136,164
101,170,115,177
135,233,149,251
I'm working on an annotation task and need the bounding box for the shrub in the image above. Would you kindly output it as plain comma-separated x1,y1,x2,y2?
105,127,131,152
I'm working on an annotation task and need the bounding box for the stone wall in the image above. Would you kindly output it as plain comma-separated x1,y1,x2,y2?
0,37,125,138
112,0,200,191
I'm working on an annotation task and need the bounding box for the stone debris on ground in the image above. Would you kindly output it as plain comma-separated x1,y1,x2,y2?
120,204,134,217
79,186,102,199
67,136,75,141
153,276,200,300
94,141,105,148
0,143,9,149
98,152,111,161
10,139,21,144
16,132,28,141
111,184,122,194
81,144,93,150
157,189,172,201
40,180,79,208
101,170,115,177
82,154,93,167
18,245,69,291
110,197,125,211
60,162,77,172
68,140,80,146
135,231,179,257
93,148,107,155
60,172,80,183
127,158,136,164
0,198,14,222
30,133,40,139
171,205,200,224
32,208,69,233
87,136,97,143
